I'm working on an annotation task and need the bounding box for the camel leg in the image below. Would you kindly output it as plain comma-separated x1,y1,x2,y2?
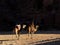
31,32,32,39
31,32,33,39
28,27,30,38
31,31,34,39
28,31,30,38
15,29,19,39
18,30,20,40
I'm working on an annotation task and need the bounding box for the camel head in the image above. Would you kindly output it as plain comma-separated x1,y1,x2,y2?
23,25,26,29
34,25,39,32
36,25,39,29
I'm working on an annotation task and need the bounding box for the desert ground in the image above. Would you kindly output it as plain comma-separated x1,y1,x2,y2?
0,30,60,45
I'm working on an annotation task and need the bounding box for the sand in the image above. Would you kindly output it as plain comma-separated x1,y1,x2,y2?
0,33,60,45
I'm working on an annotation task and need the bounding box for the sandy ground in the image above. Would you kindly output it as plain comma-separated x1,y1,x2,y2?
0,33,60,45
0,30,60,45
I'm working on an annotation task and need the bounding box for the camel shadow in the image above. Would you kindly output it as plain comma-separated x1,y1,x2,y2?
35,40,60,45
29,38,60,45
35,30,60,34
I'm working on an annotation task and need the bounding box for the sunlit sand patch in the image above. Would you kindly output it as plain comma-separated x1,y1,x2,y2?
0,34,60,45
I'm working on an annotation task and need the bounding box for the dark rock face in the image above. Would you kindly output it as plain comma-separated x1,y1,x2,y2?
0,0,60,31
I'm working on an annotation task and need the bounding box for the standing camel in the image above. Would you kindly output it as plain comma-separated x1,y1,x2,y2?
13,24,21,39
28,22,39,39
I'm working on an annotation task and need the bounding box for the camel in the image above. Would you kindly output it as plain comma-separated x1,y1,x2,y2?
28,22,39,39
13,24,21,40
